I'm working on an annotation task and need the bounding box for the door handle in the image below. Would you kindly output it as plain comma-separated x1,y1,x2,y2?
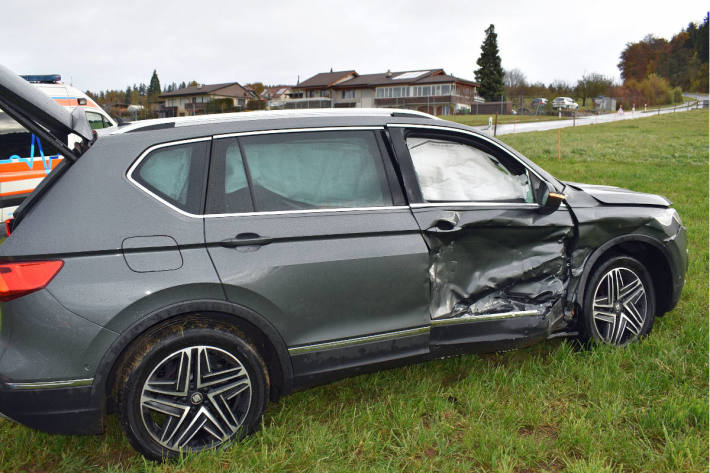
424,212,462,233
220,233,273,248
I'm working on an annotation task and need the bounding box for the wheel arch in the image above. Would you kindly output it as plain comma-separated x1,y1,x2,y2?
92,299,293,418
574,234,674,318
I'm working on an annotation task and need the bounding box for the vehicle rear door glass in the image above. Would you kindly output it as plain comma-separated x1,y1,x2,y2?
132,140,210,214
210,130,392,213
406,136,533,203
206,138,253,214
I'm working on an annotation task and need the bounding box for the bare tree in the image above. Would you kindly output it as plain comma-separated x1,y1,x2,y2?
504,68,527,89
504,68,528,99
576,73,614,106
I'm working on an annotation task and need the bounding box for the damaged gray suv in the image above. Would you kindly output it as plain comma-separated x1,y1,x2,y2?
0,64,687,460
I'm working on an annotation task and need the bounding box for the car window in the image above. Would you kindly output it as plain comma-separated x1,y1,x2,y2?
206,138,254,214
235,130,392,212
86,111,107,129
133,141,210,214
0,109,62,160
406,136,532,203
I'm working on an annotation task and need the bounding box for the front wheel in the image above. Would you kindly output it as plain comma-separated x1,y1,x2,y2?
582,255,656,345
117,319,269,460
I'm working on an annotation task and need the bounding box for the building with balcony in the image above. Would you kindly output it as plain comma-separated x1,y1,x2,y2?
158,82,255,117
293,69,481,114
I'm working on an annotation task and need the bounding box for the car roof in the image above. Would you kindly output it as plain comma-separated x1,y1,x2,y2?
106,108,440,135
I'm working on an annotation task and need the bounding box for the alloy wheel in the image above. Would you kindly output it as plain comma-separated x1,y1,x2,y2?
139,345,252,452
591,267,648,345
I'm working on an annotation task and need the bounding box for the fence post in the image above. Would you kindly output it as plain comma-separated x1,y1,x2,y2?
494,113,498,137
558,128,561,161
658,107,661,116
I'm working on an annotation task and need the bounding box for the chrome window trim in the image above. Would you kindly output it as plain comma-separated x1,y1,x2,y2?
126,127,402,219
288,326,430,355
431,310,540,326
388,123,548,185
7,378,94,390
204,206,410,219
410,202,539,209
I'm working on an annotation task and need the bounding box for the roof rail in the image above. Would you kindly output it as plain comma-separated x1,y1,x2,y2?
110,108,440,134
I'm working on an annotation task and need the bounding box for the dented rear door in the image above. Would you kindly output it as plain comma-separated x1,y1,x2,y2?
388,125,575,350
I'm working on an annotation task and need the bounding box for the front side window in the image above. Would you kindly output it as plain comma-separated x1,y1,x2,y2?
406,136,532,203
220,130,391,212
86,111,108,129
133,140,210,214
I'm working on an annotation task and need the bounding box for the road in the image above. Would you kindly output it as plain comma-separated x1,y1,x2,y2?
477,101,704,137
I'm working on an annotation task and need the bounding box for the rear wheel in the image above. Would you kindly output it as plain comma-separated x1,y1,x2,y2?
582,255,656,345
117,319,269,460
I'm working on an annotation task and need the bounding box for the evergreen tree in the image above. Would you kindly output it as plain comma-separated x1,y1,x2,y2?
124,86,131,104
474,24,505,101
147,70,161,98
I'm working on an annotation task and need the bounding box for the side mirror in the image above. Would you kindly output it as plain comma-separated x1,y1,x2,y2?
537,180,565,214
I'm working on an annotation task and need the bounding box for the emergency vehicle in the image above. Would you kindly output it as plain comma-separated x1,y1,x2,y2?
0,74,116,221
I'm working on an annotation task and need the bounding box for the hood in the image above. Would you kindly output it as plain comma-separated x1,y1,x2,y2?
565,182,671,207
0,64,93,145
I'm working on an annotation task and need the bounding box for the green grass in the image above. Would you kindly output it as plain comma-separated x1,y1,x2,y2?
0,111,707,472
440,114,570,126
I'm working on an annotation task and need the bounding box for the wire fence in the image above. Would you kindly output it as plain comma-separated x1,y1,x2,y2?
481,100,704,137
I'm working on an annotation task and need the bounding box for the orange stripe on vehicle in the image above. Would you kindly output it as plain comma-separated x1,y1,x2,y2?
0,171,50,183
0,159,63,173
0,189,34,197
53,98,79,107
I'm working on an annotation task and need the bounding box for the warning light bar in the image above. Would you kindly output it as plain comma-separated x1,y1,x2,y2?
20,74,61,83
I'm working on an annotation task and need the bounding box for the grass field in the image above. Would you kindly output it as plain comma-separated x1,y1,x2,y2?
0,110,707,473
440,114,569,126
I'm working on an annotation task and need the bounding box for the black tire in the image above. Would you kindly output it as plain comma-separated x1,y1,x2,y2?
581,255,656,346
116,317,269,461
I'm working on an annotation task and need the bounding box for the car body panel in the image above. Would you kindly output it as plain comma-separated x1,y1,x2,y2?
206,208,431,348
0,289,117,382
565,181,671,206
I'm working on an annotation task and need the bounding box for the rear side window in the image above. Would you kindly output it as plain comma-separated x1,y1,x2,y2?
132,140,210,214
208,130,392,213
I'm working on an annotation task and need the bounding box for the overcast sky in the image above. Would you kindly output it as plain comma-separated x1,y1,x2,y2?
1,0,707,92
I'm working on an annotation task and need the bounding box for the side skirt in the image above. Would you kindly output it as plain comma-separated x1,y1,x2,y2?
288,307,556,391
290,327,430,391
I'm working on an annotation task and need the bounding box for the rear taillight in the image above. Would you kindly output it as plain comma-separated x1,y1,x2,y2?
0,260,63,302
4,219,12,236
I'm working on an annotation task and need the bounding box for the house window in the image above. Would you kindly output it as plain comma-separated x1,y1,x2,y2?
342,90,355,99
375,86,410,98
411,84,453,97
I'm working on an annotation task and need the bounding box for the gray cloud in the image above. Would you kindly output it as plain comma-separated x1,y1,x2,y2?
1,0,706,92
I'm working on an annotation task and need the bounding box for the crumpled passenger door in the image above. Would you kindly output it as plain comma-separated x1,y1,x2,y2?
388,126,575,349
